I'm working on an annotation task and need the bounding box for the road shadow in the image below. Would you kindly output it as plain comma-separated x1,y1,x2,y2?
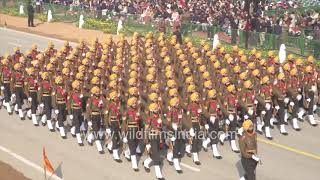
236,158,245,178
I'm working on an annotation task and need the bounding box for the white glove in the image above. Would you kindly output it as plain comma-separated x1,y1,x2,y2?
261,111,266,115
28,97,32,102
172,123,178,131
69,115,74,120
248,109,254,116
244,115,249,119
80,94,84,98
307,98,311,102
275,106,280,110
311,85,317,92
296,94,302,101
289,102,294,106
0,86,4,90
170,137,176,141
254,100,258,105
11,94,16,98
106,128,111,134
265,103,271,110
55,109,59,114
228,114,234,121
197,109,202,113
205,124,209,130
189,128,195,137
210,116,215,123
40,103,44,108
252,155,260,162
146,144,151,151
88,121,92,127
225,119,230,125
99,100,103,105
123,137,128,143
284,98,289,104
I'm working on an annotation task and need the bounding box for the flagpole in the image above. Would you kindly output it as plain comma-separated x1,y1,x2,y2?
44,165,47,180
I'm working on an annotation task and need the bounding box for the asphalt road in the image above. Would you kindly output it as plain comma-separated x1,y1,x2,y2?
0,27,319,180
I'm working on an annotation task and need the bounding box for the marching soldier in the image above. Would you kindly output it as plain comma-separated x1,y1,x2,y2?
286,68,301,131
165,97,185,173
12,63,25,120
1,58,13,114
52,76,68,138
39,72,55,132
221,84,240,153
86,86,105,154
68,80,84,146
122,97,141,171
272,73,289,135
186,92,205,165
104,91,123,163
303,66,318,126
203,89,223,159
256,76,273,139
143,103,165,180
239,119,260,180
25,67,39,126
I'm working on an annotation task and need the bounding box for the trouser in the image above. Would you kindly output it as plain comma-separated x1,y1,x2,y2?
173,31,182,44
290,99,299,119
30,92,38,114
91,114,101,139
150,138,161,165
307,91,315,115
191,123,202,153
276,100,285,125
172,130,185,159
3,83,11,103
208,118,219,145
15,87,25,109
127,127,139,156
72,108,83,134
43,96,52,120
228,115,237,140
241,157,257,180
28,14,34,26
110,121,121,150
57,103,67,127
264,106,272,127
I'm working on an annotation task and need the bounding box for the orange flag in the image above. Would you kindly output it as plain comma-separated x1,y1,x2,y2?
43,148,54,175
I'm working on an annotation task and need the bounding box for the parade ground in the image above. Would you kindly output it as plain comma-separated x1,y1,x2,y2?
0,27,319,180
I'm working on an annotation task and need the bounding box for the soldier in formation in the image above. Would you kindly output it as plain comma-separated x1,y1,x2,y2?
0,33,319,180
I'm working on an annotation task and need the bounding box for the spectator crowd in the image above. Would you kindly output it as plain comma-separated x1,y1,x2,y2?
37,0,320,40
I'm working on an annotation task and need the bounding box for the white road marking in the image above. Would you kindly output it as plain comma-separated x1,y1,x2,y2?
180,162,201,172
0,145,63,180
0,27,77,45
8,42,22,47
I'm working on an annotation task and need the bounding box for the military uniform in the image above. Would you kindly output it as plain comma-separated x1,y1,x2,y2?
86,87,105,153
203,90,223,159
24,67,39,125
143,103,165,180
239,120,259,180
52,76,68,138
12,63,26,119
104,92,122,162
272,73,288,135
68,80,84,146
1,62,13,114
